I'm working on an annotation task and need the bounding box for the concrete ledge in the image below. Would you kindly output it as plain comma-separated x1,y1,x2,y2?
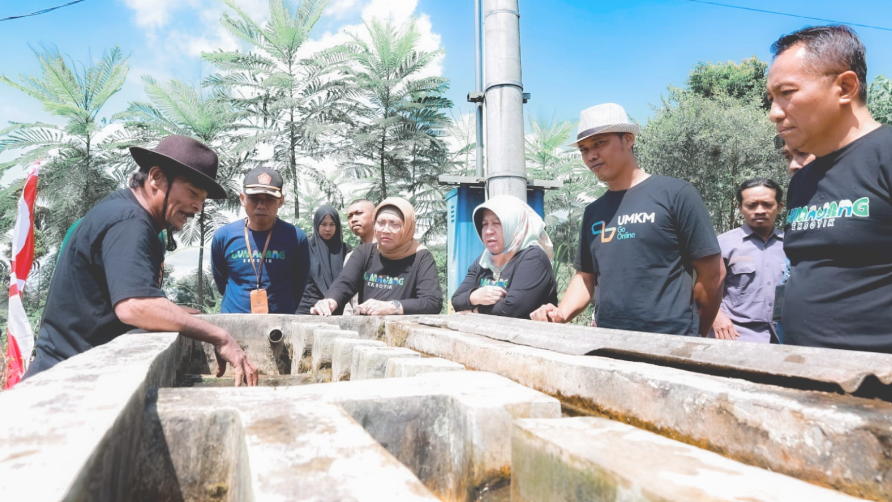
512,417,863,501
0,332,189,501
388,322,892,500
332,339,386,382
139,391,440,501
173,370,561,501
351,346,421,380
385,357,465,377
311,328,360,375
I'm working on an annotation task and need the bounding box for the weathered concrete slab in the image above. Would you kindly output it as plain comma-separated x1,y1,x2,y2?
388,322,892,500
351,346,421,380
512,417,864,502
0,332,190,501
195,314,338,376
385,357,465,378
276,370,559,500
311,328,359,375
332,339,386,382
421,313,892,394
137,390,440,502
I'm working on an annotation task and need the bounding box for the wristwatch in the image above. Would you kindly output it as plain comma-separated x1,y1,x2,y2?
391,300,402,314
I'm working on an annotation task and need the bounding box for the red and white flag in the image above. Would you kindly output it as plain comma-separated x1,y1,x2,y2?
4,161,40,389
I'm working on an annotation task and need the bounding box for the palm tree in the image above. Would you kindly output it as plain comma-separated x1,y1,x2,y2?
339,19,450,201
0,46,129,245
525,116,598,291
203,0,351,219
117,76,243,307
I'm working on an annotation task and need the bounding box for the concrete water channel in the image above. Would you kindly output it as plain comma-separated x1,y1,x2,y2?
1,313,889,501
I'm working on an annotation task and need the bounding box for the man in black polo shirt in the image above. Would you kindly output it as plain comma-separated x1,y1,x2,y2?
768,25,890,352
530,103,724,336
25,135,259,385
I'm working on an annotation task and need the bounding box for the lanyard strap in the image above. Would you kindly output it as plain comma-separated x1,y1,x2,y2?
244,219,274,290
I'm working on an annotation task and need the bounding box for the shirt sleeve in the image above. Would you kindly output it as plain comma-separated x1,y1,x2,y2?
296,275,322,314
575,208,596,274
292,229,310,311
450,259,482,312
211,230,227,295
399,250,443,315
325,244,369,309
673,182,721,260
102,218,166,305
479,247,556,318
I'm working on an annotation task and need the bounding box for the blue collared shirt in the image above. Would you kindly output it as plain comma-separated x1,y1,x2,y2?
715,224,786,343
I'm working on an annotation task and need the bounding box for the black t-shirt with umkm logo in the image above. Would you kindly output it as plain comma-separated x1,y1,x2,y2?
784,126,892,352
575,175,720,336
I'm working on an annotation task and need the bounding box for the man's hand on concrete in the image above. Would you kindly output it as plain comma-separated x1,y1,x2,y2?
530,304,567,323
712,310,739,340
214,335,259,386
311,298,338,316
470,286,507,306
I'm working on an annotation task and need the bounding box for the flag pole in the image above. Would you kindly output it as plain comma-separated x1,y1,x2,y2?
4,160,40,389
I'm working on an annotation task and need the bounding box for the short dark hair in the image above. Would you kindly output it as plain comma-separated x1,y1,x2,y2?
737,178,783,205
347,198,374,208
771,25,868,102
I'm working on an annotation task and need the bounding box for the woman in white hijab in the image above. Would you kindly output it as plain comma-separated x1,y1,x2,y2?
451,194,557,318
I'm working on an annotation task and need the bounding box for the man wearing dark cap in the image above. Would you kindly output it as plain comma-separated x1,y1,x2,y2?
211,167,309,314
25,135,259,385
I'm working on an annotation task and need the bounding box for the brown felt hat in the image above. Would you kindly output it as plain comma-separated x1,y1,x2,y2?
129,135,227,199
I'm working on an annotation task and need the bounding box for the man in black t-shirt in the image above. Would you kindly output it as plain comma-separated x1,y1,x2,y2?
531,103,724,336
768,26,890,352
26,136,259,385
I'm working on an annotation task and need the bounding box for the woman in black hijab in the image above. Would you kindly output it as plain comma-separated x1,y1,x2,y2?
296,205,350,314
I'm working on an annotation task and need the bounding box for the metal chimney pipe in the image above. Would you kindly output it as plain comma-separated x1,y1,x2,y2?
483,0,527,202
474,0,485,178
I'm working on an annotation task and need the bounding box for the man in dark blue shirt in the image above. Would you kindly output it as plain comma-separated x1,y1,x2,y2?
211,167,310,313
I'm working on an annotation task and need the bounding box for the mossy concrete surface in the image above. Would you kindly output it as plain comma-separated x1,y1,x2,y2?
391,322,892,500
385,357,465,377
511,417,865,501
351,346,422,380
0,332,190,501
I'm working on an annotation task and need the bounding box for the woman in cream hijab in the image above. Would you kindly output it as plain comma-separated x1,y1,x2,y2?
451,194,557,318
312,197,443,316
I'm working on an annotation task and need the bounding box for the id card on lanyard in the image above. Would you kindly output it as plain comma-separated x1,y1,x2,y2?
244,220,273,314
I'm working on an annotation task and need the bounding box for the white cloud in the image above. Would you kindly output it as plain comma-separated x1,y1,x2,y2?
119,0,202,29
324,0,363,20
360,0,417,25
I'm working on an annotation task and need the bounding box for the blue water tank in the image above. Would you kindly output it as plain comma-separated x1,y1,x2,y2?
445,187,546,311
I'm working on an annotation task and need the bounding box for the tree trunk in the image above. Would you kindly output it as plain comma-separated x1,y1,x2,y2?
379,128,388,199
197,208,206,310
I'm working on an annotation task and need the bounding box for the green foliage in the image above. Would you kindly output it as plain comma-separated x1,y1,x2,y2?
638,89,783,234
204,0,350,219
525,116,601,292
686,56,769,110
338,19,453,211
869,75,892,126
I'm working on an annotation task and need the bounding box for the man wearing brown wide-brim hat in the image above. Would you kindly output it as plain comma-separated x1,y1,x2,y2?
25,135,258,386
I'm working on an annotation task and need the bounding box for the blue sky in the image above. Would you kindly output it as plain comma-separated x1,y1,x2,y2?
2,0,892,142
2,0,891,273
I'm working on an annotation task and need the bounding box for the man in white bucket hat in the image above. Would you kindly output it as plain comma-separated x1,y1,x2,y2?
531,103,725,337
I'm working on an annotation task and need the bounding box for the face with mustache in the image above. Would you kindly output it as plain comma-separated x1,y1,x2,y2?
148,171,207,232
